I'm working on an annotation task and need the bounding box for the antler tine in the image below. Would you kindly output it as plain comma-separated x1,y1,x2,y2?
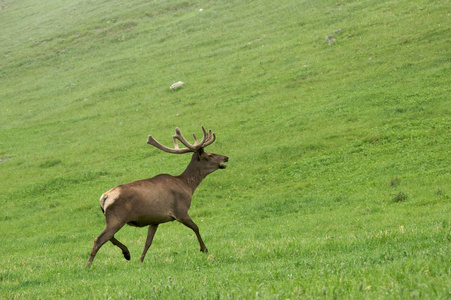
198,126,208,147
192,133,198,144
173,127,198,150
172,136,180,149
207,129,213,142
202,130,216,148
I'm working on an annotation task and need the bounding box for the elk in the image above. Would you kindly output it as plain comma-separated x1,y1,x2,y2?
86,126,228,267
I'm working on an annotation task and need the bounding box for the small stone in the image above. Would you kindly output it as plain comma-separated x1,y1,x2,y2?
170,81,184,90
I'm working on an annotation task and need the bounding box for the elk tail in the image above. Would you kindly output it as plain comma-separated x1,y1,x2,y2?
99,194,108,214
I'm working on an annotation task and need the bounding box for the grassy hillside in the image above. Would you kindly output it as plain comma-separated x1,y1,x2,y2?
1,0,450,298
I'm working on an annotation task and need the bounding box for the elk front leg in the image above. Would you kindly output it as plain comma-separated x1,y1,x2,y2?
140,224,159,263
178,216,208,253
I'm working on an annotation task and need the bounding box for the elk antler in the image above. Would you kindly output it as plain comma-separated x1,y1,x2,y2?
147,126,216,154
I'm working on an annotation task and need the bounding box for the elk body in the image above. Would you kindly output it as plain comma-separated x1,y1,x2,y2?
86,126,228,267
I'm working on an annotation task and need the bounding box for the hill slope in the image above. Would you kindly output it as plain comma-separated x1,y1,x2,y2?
1,0,450,298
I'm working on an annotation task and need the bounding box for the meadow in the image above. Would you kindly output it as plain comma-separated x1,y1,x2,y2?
1,0,450,298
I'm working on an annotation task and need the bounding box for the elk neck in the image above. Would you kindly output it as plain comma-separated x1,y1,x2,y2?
178,154,208,193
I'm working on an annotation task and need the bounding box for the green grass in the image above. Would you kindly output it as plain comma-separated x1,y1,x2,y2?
1,0,450,298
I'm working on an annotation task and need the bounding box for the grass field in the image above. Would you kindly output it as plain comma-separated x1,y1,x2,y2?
1,0,450,298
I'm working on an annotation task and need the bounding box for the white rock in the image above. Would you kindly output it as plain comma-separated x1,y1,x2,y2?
170,81,184,90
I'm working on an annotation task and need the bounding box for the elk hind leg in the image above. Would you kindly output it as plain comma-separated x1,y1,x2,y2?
86,222,124,267
110,236,131,261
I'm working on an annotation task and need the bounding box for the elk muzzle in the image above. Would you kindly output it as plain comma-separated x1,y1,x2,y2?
219,156,229,169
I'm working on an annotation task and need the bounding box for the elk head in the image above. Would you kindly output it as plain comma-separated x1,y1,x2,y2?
147,126,228,175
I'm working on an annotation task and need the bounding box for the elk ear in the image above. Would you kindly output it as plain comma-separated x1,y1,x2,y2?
197,148,204,160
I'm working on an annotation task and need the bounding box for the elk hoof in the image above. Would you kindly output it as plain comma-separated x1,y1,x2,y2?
123,251,131,260
201,248,208,253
